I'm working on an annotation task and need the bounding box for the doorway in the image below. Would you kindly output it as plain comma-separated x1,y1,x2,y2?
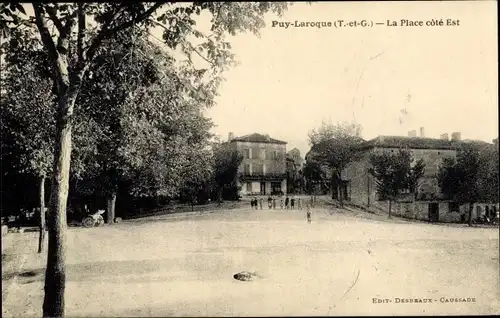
428,203,439,222
260,182,266,195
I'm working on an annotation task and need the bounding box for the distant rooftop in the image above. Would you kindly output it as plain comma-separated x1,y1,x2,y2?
359,135,492,150
231,133,287,145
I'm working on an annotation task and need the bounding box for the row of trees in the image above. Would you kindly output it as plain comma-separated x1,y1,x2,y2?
369,143,498,225
1,25,245,222
1,2,288,316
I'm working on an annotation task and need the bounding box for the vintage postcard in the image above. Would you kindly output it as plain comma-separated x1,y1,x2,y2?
1,1,498,317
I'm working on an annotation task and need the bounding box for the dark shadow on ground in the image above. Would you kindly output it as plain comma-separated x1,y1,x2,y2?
2,256,238,285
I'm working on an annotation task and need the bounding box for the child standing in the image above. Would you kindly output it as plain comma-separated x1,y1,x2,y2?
285,196,289,209
290,196,295,209
306,204,312,224
280,198,284,209
297,198,302,210
267,196,273,209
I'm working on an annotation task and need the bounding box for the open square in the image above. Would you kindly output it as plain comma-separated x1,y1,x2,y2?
2,207,499,317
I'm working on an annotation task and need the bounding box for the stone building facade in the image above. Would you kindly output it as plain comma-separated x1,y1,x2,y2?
343,134,499,222
343,135,461,221
228,133,287,196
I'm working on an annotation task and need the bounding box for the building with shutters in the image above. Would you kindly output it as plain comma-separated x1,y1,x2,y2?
227,132,287,196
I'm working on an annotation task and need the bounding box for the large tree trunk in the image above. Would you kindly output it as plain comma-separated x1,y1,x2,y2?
106,192,117,224
468,203,474,227
388,200,392,218
38,175,46,253
337,173,344,208
43,90,78,318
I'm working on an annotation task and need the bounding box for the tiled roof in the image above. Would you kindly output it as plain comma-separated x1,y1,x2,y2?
359,136,492,150
306,137,365,159
231,133,287,145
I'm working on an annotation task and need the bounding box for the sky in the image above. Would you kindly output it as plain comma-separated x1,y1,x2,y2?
12,2,498,158
193,1,497,157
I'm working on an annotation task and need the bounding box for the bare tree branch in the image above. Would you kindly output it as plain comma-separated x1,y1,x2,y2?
32,4,64,88
77,3,85,64
45,6,64,33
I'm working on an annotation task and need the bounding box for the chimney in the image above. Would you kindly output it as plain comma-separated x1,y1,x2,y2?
440,133,449,141
419,127,425,138
408,130,417,137
228,132,234,141
451,132,461,141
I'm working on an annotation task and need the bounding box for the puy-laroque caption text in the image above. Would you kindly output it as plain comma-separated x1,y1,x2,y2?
271,19,460,29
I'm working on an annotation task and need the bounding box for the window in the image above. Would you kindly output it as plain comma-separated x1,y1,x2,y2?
272,151,278,160
260,148,266,159
246,182,252,192
244,148,251,159
254,164,264,175
244,164,251,174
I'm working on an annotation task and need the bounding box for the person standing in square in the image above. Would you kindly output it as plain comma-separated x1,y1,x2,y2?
306,204,312,224
285,196,289,209
290,195,295,210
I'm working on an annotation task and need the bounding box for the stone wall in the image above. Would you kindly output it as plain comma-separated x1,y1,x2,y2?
344,146,458,206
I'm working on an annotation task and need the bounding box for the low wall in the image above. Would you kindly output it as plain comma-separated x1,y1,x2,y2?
370,200,463,223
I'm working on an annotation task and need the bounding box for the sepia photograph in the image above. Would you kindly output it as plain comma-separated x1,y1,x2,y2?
1,1,498,317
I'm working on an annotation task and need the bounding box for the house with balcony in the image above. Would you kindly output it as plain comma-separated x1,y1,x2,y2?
228,132,287,196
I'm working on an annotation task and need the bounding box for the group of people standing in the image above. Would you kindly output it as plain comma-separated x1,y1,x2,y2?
250,195,303,210
249,195,312,223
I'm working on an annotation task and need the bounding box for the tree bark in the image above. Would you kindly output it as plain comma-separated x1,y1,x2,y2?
38,175,46,253
43,91,78,318
337,173,344,208
468,203,474,227
367,175,371,207
106,192,117,224
388,200,392,218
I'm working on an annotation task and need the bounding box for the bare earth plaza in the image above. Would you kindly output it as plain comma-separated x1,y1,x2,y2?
1,1,499,317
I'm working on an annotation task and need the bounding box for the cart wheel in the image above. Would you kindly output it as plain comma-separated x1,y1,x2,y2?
82,217,95,228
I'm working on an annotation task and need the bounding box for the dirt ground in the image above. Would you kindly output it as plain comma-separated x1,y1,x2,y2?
2,206,499,317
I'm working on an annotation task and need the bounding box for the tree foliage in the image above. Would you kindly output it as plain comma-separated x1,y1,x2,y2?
303,157,327,194
212,142,243,200
368,149,426,216
437,146,483,226
1,2,290,316
307,121,364,205
1,28,55,179
408,158,426,199
437,146,481,205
